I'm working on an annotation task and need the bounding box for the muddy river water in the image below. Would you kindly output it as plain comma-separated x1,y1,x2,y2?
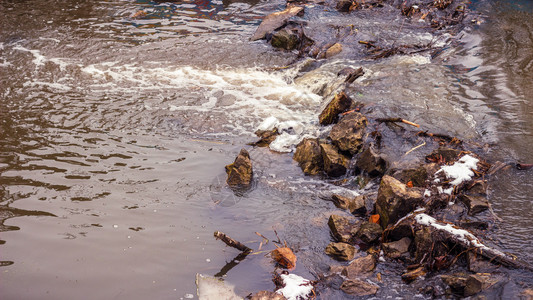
1,0,533,299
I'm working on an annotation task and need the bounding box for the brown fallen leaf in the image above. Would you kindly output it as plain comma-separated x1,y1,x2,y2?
406,181,414,188
271,246,297,269
369,214,380,224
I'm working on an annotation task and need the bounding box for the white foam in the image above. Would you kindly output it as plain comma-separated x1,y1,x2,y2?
276,273,313,300
13,45,46,66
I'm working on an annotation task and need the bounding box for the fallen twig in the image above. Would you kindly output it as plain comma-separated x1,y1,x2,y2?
214,231,252,253
376,117,420,128
404,141,426,156
516,163,533,170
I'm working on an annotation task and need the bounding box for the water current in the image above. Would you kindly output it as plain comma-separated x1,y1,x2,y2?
1,0,533,299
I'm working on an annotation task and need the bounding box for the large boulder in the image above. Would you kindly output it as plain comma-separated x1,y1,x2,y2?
251,6,304,41
342,255,376,279
355,144,388,177
325,242,357,261
328,214,360,243
329,112,367,155
376,175,423,228
320,143,350,177
340,279,379,296
225,149,253,188
293,138,323,175
318,91,352,125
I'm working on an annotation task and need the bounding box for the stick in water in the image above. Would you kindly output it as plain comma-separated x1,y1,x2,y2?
214,231,252,253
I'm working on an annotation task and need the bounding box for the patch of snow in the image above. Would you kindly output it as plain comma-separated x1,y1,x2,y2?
276,274,313,300
435,154,479,186
424,189,431,197
258,116,279,131
443,187,454,195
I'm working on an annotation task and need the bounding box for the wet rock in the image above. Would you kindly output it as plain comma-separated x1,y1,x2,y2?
336,0,353,12
458,220,489,231
376,175,424,228
293,138,323,175
401,266,426,282
414,227,435,262
464,273,502,297
252,128,279,147
466,180,488,196
318,91,352,125
458,194,489,215
320,143,350,177
225,149,253,188
390,165,430,187
250,291,287,300
329,112,367,155
426,148,463,164
441,273,468,296
467,252,499,273
340,279,379,296
330,194,366,214
325,242,357,261
251,6,304,41
521,289,533,300
382,237,411,258
330,194,351,210
337,67,364,83
325,43,342,58
342,255,376,279
328,214,360,243
271,27,300,50
356,222,383,244
355,144,388,177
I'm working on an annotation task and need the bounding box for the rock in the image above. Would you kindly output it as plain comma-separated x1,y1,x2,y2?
441,273,468,296
464,273,501,297
196,273,242,300
250,291,287,300
328,214,360,243
330,194,351,210
271,27,300,50
329,112,367,155
467,252,499,273
251,6,304,41
225,149,253,188
318,91,352,125
521,289,533,300
390,165,429,187
458,194,489,215
252,128,279,147
337,67,364,83
293,138,323,175
330,194,366,214
426,148,463,164
414,227,446,263
320,143,350,177
376,175,424,228
342,255,376,279
382,237,411,258
355,145,388,177
340,279,379,296
466,180,488,196
386,215,414,241
325,43,342,58
336,0,353,12
356,222,383,244
401,266,426,282
325,242,357,261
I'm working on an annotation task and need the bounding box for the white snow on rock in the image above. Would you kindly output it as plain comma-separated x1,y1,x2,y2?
435,154,479,186
276,273,314,300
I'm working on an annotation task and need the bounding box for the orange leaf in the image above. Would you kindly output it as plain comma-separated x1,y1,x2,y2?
271,247,297,269
406,181,413,188
369,214,380,224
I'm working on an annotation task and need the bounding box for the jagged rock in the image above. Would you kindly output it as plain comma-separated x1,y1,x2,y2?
466,180,488,196
225,149,253,188
467,252,499,273
356,222,383,244
320,143,350,177
401,266,426,282
250,291,287,300
336,0,353,12
328,214,360,243
293,138,323,175
325,43,342,58
459,194,489,215
271,27,300,50
340,279,379,296
342,255,376,279
441,273,468,296
329,112,367,155
464,273,502,297
319,91,352,125
251,6,304,41
386,215,414,241
355,145,388,177
390,165,430,187
330,194,351,210
252,128,279,147
376,175,424,228
325,242,357,261
382,237,411,258
330,194,366,214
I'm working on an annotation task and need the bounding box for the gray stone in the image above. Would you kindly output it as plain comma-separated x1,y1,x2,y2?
382,237,411,258
340,279,379,296
251,6,304,41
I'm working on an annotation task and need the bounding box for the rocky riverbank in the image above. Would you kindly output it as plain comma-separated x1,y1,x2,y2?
209,0,533,298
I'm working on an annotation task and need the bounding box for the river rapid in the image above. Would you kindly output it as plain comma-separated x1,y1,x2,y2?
1,0,533,299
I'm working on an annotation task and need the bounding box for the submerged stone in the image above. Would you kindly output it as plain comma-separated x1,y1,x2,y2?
225,148,253,188
458,194,489,215
271,28,300,50
329,112,367,155
401,266,426,282
325,43,343,58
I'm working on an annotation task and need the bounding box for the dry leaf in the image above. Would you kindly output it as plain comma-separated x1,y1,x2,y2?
369,214,380,224
406,181,414,188
271,247,297,269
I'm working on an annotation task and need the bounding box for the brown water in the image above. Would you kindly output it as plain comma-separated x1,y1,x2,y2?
1,0,533,299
